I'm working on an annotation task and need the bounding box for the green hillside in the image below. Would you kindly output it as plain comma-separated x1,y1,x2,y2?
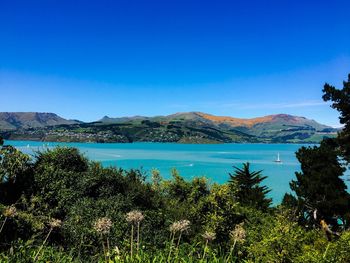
0,112,338,143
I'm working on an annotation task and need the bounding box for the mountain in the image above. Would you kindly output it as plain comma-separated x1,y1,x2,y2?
0,112,81,130
0,112,338,143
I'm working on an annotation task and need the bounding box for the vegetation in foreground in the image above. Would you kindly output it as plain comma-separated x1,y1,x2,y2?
0,75,348,262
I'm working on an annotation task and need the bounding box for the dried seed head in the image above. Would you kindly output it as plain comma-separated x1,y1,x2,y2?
93,217,112,235
170,219,190,233
202,231,216,242
3,206,17,218
230,223,246,243
126,210,144,224
49,218,62,229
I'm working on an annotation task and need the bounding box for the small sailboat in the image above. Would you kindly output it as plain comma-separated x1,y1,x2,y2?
275,153,282,163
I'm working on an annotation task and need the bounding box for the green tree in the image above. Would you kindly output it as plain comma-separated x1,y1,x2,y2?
290,140,350,227
229,162,271,210
0,146,32,204
322,73,350,163
34,147,88,173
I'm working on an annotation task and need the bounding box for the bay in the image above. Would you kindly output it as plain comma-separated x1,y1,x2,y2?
5,140,333,204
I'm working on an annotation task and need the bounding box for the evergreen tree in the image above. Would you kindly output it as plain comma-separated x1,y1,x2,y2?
229,162,271,210
322,73,350,163
290,140,350,227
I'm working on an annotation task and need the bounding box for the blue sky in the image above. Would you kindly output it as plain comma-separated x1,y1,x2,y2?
0,0,349,127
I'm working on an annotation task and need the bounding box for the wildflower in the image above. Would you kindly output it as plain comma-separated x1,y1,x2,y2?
0,206,18,235
202,231,216,259
33,218,62,261
3,206,17,218
126,210,144,224
93,217,112,235
230,222,246,243
169,219,190,233
226,223,246,263
126,211,145,257
202,231,216,242
168,219,191,260
49,218,62,229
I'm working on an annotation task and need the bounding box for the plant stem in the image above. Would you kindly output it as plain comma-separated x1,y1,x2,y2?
0,217,8,234
175,231,183,259
130,224,134,258
106,237,110,262
137,221,140,254
101,234,107,263
33,227,53,262
167,232,175,263
226,239,236,263
202,240,208,260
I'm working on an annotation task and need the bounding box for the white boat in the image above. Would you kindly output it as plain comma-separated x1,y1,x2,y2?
275,153,282,163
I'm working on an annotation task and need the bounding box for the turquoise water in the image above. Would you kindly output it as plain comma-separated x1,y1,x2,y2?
7,140,309,204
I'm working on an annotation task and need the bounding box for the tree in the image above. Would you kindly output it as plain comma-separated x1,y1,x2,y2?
34,147,89,174
290,140,350,228
322,73,350,163
0,146,32,204
0,146,31,184
229,162,271,210
0,136,3,146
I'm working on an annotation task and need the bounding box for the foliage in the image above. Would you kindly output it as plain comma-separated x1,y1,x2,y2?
0,143,349,262
0,145,32,204
323,73,350,163
290,140,350,228
229,162,272,210
245,209,320,263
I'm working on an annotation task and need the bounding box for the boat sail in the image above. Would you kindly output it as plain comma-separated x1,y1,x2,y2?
275,153,282,163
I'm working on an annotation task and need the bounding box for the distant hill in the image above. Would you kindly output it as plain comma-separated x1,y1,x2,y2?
0,111,338,143
0,112,80,130
99,115,150,123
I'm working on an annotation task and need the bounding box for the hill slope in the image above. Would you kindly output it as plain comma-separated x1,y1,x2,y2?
0,111,337,143
0,112,80,130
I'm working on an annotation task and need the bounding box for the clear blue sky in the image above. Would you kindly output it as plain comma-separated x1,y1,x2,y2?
1,0,349,127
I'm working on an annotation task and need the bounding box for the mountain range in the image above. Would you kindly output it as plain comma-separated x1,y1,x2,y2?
0,112,338,143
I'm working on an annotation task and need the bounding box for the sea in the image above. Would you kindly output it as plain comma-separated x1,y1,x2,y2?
6,140,350,204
